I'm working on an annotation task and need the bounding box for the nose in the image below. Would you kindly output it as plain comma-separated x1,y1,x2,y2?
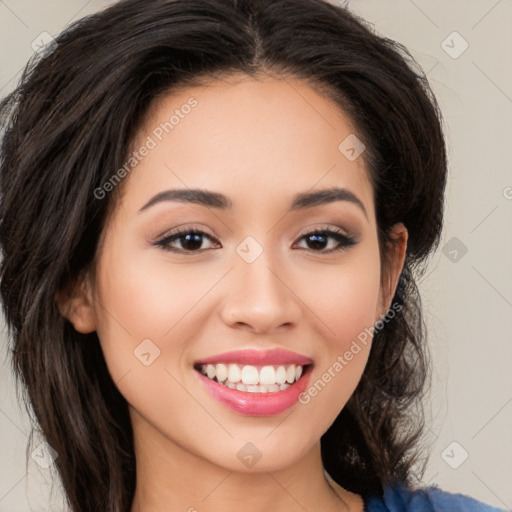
219,243,302,334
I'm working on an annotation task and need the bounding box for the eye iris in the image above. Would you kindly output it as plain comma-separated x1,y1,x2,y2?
307,233,327,250
181,233,203,250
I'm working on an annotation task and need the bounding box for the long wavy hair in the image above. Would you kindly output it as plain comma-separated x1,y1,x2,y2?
0,0,447,510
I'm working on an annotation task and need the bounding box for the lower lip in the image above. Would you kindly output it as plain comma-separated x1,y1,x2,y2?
195,367,312,416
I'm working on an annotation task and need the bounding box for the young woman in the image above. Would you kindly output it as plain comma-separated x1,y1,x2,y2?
0,0,506,511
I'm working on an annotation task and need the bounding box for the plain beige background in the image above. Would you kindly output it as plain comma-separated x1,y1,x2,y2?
0,0,511,510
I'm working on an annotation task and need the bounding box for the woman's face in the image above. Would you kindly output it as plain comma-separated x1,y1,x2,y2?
64,74,406,473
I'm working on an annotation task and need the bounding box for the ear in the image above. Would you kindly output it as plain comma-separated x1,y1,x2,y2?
377,222,408,318
55,271,97,333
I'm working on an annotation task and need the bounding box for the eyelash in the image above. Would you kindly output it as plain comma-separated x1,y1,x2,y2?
152,226,358,255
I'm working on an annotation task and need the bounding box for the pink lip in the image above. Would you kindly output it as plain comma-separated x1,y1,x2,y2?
195,365,313,416
194,348,313,366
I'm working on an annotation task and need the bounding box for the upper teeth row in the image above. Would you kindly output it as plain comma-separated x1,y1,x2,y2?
200,363,303,386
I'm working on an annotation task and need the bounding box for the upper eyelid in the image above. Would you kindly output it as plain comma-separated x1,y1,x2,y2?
157,225,352,240
296,224,351,238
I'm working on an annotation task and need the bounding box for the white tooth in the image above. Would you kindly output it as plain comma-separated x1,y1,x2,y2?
259,365,276,385
206,364,216,379
259,384,269,393
216,363,227,382
247,385,260,393
227,364,241,383
201,364,207,375
286,364,296,383
279,383,290,391
295,365,303,381
241,365,259,385
268,384,280,393
224,381,235,389
236,383,247,392
275,365,287,384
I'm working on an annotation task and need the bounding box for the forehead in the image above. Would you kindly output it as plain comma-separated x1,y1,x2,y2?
117,73,374,218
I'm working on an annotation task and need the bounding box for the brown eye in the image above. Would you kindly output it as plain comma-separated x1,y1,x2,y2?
153,228,220,253
294,228,358,253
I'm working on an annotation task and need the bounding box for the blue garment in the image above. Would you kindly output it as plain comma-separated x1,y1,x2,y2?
364,481,510,512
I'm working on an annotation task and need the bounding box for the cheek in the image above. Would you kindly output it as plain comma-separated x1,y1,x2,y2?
97,260,205,336
295,247,381,423
90,252,212,440
304,246,382,345
312,273,380,339
92,245,218,378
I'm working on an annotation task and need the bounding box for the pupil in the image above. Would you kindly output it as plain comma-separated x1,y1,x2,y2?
183,233,202,250
308,234,326,249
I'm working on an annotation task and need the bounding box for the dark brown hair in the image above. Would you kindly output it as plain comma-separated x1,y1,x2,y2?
0,0,447,510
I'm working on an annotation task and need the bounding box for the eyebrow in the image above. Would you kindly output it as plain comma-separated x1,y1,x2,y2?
138,187,368,218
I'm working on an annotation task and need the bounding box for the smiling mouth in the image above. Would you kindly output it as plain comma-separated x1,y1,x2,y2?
194,362,312,394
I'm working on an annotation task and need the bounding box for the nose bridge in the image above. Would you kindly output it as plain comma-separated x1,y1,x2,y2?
236,234,286,299
238,236,280,293
220,234,301,331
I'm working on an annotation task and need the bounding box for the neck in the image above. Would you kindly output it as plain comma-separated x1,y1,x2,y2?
128,409,362,512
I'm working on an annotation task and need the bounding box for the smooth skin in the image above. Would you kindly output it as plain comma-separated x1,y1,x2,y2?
57,73,408,512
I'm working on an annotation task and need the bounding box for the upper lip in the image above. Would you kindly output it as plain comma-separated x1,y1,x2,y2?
194,348,313,366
